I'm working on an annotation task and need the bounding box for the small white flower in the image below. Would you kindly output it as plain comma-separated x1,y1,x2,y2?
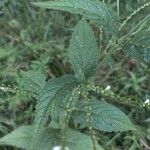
0,86,8,92
52,146,62,150
64,147,70,150
0,86,5,90
144,99,150,104
52,146,70,150
105,85,111,91
143,99,150,107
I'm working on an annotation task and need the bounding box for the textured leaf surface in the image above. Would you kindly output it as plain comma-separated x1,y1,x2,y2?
72,98,135,132
0,126,33,149
21,71,46,98
124,44,150,63
34,75,78,135
32,0,116,33
34,127,104,150
69,19,99,81
131,30,150,48
125,24,150,62
0,126,104,150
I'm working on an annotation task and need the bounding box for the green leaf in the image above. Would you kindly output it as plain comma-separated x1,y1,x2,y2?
143,48,150,62
124,44,150,63
0,126,33,149
69,19,99,81
32,0,117,34
130,30,150,48
34,127,104,150
34,75,78,135
21,71,46,98
0,125,104,150
72,97,135,132
125,26,150,63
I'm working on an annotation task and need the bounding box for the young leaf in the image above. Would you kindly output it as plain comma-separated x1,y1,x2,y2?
21,71,46,98
34,75,78,135
0,126,33,149
34,127,104,150
72,97,135,132
32,0,117,34
69,19,99,81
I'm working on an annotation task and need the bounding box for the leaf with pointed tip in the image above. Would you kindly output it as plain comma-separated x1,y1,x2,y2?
32,0,117,34
21,71,46,98
0,125,104,150
72,97,135,132
0,126,33,149
69,19,99,81
34,75,78,136
34,127,104,150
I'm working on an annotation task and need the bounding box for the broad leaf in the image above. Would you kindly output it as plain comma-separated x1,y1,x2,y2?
32,0,117,34
124,26,150,62
21,71,46,98
72,97,135,132
0,126,33,149
34,75,78,135
69,19,99,81
124,44,150,63
34,127,104,150
0,125,104,150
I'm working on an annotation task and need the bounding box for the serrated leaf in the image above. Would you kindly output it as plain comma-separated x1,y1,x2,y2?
21,71,46,98
0,126,33,149
32,0,117,34
124,44,150,63
50,91,76,124
0,125,104,150
69,19,99,81
34,127,104,150
143,48,150,62
125,27,150,63
72,97,135,132
34,75,78,135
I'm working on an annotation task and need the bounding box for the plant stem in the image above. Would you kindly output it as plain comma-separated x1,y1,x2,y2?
117,0,120,17
119,2,150,31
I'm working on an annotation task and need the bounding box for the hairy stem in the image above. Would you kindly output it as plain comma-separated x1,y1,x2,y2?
119,2,150,31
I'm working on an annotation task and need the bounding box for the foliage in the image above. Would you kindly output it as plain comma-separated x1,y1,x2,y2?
32,0,117,34
0,0,150,150
68,18,99,81
72,97,135,132
0,125,104,150
0,126,33,149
